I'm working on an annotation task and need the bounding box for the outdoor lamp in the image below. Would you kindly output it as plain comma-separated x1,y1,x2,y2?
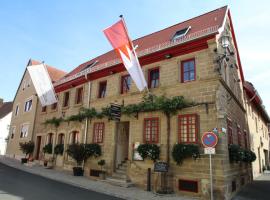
221,34,230,49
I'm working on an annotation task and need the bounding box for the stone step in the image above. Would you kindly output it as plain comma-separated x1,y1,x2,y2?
103,177,134,188
118,165,127,170
115,168,126,174
111,173,127,179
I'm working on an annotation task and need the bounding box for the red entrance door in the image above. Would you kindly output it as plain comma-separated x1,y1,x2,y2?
36,136,42,160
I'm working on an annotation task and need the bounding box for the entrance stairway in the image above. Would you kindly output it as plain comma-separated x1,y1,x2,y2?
103,161,134,188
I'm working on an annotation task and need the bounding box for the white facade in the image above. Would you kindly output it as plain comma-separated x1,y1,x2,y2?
0,112,12,155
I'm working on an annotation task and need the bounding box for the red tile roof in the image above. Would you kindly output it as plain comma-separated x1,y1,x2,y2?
30,59,67,82
64,6,227,78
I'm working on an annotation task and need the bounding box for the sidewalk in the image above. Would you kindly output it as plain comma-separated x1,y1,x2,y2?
0,156,196,200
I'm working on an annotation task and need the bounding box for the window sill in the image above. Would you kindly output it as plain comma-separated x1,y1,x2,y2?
62,106,70,110
74,103,83,108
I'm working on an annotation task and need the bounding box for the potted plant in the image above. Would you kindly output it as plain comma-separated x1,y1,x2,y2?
98,159,106,179
54,144,64,155
43,143,53,167
66,143,91,176
19,141,35,164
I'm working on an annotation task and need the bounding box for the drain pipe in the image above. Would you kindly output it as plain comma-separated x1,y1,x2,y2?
84,81,92,144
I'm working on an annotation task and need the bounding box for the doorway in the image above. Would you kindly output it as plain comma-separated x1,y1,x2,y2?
36,136,42,160
115,122,130,169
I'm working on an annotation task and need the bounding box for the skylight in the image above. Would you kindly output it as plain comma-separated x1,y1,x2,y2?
172,26,191,40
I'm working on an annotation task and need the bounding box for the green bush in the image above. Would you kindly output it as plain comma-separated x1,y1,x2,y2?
172,143,200,165
19,141,35,158
43,143,53,154
228,144,256,163
137,144,160,162
98,159,106,171
85,143,102,158
54,144,64,155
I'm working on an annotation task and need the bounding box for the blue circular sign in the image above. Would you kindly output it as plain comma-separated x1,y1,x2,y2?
201,132,218,148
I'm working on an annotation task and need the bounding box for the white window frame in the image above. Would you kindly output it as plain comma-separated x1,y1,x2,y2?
20,123,29,138
24,99,33,112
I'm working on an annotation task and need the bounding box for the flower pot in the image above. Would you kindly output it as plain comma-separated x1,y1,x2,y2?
99,172,106,180
73,167,84,176
44,160,48,167
21,158,28,164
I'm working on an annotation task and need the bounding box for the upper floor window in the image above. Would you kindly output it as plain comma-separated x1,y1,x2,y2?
63,92,70,107
172,26,191,41
58,133,65,145
148,68,159,88
47,133,53,144
10,126,16,139
15,105,19,116
98,81,107,98
41,106,47,112
51,102,57,110
227,119,233,145
181,59,196,82
178,114,198,143
70,131,79,144
144,118,159,143
24,99,32,112
75,87,83,104
121,75,131,94
93,122,105,143
20,124,29,138
237,126,241,146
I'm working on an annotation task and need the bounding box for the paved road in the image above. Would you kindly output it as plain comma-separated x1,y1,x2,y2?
0,163,122,200
232,173,270,200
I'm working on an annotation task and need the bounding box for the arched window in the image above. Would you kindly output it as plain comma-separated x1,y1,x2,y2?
58,133,65,145
70,131,79,144
47,133,53,144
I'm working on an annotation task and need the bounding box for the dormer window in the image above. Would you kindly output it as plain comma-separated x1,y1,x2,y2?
172,26,191,41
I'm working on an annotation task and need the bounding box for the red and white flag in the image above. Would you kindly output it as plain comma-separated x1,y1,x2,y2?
103,18,147,91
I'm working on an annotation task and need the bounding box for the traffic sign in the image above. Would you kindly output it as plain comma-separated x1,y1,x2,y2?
201,132,218,148
204,147,216,154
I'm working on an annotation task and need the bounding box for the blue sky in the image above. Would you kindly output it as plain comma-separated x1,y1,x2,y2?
0,0,269,113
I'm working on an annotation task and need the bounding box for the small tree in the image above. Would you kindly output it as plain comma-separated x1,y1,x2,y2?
43,143,53,155
67,143,90,166
54,144,64,155
98,159,106,171
19,141,35,158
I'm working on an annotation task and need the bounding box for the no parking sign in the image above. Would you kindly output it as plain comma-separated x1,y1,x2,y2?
201,132,218,148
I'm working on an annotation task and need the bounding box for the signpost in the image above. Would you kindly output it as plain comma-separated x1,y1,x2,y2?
201,132,218,200
154,162,169,173
110,103,121,121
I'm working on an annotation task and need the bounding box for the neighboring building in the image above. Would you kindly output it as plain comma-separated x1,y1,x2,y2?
5,59,66,159
30,6,253,199
243,81,270,178
0,99,13,155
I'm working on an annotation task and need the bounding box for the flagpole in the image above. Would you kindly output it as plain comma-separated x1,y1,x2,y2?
119,15,150,95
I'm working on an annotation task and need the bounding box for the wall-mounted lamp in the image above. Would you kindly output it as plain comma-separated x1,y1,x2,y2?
165,54,172,59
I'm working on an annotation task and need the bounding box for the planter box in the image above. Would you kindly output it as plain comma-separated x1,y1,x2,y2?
21,158,28,164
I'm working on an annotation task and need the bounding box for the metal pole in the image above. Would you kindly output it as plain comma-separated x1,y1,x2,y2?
210,154,213,200
147,168,151,191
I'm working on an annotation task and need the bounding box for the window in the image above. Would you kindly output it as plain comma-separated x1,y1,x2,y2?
227,119,233,145
41,106,47,112
178,114,198,143
237,126,241,146
58,133,65,144
121,75,131,94
70,131,79,144
98,81,107,98
93,123,104,143
15,105,19,116
51,102,57,110
178,179,198,193
47,133,53,144
24,99,32,112
63,92,70,107
148,68,159,88
75,87,83,104
20,124,29,138
144,118,159,143
10,127,16,139
172,26,191,40
181,59,196,82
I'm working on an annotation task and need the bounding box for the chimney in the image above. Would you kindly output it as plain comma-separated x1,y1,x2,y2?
0,98,3,107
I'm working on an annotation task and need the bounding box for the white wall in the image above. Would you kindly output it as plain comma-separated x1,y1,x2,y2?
0,112,12,155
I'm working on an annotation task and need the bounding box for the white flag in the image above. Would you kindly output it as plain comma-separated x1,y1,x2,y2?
103,19,147,91
27,64,57,106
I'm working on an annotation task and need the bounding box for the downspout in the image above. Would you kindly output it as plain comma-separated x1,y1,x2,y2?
84,81,92,144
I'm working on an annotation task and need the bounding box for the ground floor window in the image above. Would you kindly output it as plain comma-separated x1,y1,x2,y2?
178,114,198,143
144,118,159,143
93,123,104,143
70,131,79,144
178,179,198,193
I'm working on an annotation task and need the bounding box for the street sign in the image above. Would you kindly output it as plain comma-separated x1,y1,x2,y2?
204,147,216,154
110,103,121,121
201,132,218,148
154,162,169,172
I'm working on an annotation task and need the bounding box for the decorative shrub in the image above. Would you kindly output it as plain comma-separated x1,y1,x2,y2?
172,143,200,165
19,141,35,158
98,159,106,171
43,143,53,154
66,143,95,166
54,144,64,155
137,144,160,162
85,143,102,158
44,117,63,127
228,144,256,163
